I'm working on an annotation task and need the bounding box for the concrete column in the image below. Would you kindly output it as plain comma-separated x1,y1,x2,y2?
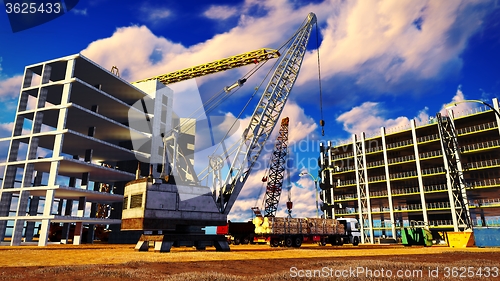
25,196,40,242
493,98,500,137
11,190,30,245
86,202,98,243
73,197,86,245
38,190,55,246
411,120,429,224
37,88,48,109
41,64,52,84
81,173,90,190
22,68,33,88
61,199,73,244
380,127,396,239
0,193,13,241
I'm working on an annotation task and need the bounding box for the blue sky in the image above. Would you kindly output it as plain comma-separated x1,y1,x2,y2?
0,0,500,221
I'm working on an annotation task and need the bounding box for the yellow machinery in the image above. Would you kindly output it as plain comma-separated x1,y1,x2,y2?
134,48,280,85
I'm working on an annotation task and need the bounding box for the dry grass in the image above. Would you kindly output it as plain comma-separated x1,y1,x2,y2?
1,258,499,281
1,245,500,280
0,244,499,267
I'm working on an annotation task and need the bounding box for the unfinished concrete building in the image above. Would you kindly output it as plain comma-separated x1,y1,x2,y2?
0,54,173,246
319,98,500,243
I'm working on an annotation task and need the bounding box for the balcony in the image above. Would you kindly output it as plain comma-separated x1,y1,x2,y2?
457,121,497,136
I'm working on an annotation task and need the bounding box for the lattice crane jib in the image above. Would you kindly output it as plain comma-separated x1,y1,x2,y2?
436,112,473,231
217,13,317,215
263,117,289,217
134,48,280,85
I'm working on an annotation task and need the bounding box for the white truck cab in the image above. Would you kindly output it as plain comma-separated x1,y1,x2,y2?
337,218,361,246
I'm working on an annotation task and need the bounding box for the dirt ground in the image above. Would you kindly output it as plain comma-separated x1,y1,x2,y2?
1,244,500,280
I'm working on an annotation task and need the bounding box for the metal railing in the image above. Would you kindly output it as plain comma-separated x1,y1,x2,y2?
419,150,442,159
428,220,454,227
426,201,451,209
416,133,440,143
421,166,446,175
389,170,418,179
369,190,388,197
392,186,420,195
386,139,413,149
332,179,357,187
367,160,385,167
453,105,491,118
388,154,415,164
466,159,500,169
456,121,497,135
366,146,384,153
368,175,386,182
471,198,500,207
424,183,447,192
469,178,500,188
332,151,354,160
461,139,500,153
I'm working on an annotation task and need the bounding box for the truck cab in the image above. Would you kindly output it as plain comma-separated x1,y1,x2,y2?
336,218,361,246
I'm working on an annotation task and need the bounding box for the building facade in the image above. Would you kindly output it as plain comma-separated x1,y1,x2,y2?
0,54,172,246
319,99,500,243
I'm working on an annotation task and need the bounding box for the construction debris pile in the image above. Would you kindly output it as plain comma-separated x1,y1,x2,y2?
253,217,344,235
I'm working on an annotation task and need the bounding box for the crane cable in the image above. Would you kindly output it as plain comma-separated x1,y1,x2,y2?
166,58,270,138
315,22,325,136
207,26,301,160
254,162,271,211
170,22,302,139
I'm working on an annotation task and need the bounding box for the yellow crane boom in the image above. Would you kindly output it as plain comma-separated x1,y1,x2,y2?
133,48,280,85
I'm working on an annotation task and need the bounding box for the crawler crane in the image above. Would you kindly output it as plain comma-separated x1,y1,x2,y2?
121,13,318,252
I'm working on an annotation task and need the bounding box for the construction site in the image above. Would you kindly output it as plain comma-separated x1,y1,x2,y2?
0,11,500,281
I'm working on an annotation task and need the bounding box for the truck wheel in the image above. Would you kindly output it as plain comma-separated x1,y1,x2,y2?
353,237,359,246
284,237,293,247
233,237,241,245
319,241,326,246
242,237,250,244
336,236,343,246
293,237,303,248
270,238,280,247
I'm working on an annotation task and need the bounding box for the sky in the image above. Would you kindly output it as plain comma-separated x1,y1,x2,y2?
0,0,500,222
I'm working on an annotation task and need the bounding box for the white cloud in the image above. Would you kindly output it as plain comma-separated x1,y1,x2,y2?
299,0,492,90
140,5,171,24
81,26,187,82
0,122,14,137
72,8,87,15
81,0,493,98
0,76,22,100
0,122,32,137
439,86,476,116
336,86,482,137
336,102,429,136
204,5,238,20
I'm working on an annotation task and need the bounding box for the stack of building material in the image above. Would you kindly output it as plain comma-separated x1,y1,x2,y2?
254,217,343,235
337,221,345,235
306,218,324,234
299,218,308,234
